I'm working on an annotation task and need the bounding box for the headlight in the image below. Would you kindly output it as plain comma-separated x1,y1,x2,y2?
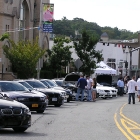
17,97,28,101
98,89,104,93
40,97,46,101
24,107,30,114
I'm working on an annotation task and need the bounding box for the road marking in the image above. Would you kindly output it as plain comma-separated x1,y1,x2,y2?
114,113,133,140
114,103,140,140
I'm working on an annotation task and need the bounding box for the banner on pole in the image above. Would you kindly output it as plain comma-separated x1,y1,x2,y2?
42,3,54,32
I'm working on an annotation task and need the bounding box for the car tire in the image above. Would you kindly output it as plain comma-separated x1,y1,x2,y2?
67,99,70,102
55,104,61,107
36,110,45,113
102,97,107,99
13,127,28,132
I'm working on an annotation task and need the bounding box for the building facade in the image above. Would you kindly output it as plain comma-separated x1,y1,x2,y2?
0,0,50,80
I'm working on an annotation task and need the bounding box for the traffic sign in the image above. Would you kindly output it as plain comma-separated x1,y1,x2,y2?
74,58,83,70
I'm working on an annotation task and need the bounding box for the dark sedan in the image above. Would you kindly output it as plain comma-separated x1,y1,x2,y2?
0,94,31,132
0,81,47,113
25,79,64,107
41,79,75,102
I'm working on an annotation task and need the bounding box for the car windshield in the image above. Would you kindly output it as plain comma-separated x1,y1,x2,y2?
19,81,34,90
0,82,29,92
26,80,47,88
46,80,58,87
99,82,111,87
40,81,51,88
55,80,63,86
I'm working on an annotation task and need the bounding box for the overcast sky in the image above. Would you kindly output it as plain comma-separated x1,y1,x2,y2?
50,0,140,32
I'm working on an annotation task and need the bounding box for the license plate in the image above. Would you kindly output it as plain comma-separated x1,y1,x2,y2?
107,93,110,95
52,98,57,101
32,104,38,107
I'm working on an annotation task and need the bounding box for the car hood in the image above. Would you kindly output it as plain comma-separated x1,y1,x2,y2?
0,98,27,108
30,90,46,97
96,85,116,90
96,75,112,86
34,88,62,95
1,91,44,98
53,86,65,90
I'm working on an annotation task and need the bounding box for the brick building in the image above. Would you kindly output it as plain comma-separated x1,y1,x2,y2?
0,0,50,80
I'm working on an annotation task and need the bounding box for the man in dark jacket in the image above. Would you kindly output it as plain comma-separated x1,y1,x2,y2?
76,73,87,101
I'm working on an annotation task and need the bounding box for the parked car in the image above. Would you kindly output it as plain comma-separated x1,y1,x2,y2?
53,79,77,93
63,72,87,100
14,80,49,107
0,94,31,132
63,72,117,100
0,81,47,113
24,79,64,107
40,79,75,102
96,83,117,99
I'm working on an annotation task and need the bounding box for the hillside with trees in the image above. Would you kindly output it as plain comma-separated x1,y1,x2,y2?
53,17,138,40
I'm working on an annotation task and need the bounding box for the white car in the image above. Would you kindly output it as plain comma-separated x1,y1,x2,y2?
96,83,118,99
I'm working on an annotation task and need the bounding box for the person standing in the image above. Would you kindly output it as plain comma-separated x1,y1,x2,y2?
76,73,87,101
117,77,124,96
137,78,140,102
127,76,137,104
86,75,93,101
92,78,97,102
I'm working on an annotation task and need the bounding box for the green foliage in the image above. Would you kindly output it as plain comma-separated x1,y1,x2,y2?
53,17,138,40
46,37,73,77
74,30,103,75
0,33,10,41
2,37,45,78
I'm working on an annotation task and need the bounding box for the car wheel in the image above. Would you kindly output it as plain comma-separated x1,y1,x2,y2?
55,104,61,107
36,110,45,113
102,97,107,99
67,99,70,102
13,127,28,132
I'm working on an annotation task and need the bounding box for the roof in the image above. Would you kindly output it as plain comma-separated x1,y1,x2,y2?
101,32,108,37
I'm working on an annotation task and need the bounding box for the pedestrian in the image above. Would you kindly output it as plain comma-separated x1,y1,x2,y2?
117,77,124,96
91,78,97,102
86,75,93,101
127,76,137,104
76,73,87,101
137,78,140,102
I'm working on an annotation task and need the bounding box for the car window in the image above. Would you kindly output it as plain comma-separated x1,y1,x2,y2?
0,82,28,92
19,82,34,90
26,81,46,88
46,80,58,87
55,80,63,86
40,81,50,88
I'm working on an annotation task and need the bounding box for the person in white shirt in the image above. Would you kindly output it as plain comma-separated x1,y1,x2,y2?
127,76,137,104
137,78,140,102
86,76,93,101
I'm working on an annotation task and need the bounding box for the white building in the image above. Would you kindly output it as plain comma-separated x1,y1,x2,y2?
49,34,139,76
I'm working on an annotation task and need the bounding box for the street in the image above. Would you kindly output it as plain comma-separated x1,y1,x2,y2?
0,95,140,140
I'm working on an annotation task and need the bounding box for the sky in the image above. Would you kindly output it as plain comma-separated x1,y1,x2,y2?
50,0,140,32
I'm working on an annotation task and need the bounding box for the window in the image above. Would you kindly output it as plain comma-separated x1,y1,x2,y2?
107,58,116,69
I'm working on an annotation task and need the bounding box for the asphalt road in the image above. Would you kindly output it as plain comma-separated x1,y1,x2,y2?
0,94,140,140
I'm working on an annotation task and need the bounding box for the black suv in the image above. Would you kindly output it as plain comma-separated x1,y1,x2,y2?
0,94,31,132
0,81,47,113
25,79,64,107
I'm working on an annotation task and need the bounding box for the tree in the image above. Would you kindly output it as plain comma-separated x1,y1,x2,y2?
73,30,103,75
46,37,73,77
0,33,45,78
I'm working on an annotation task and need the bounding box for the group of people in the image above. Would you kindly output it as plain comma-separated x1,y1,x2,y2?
117,75,140,104
75,73,97,102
